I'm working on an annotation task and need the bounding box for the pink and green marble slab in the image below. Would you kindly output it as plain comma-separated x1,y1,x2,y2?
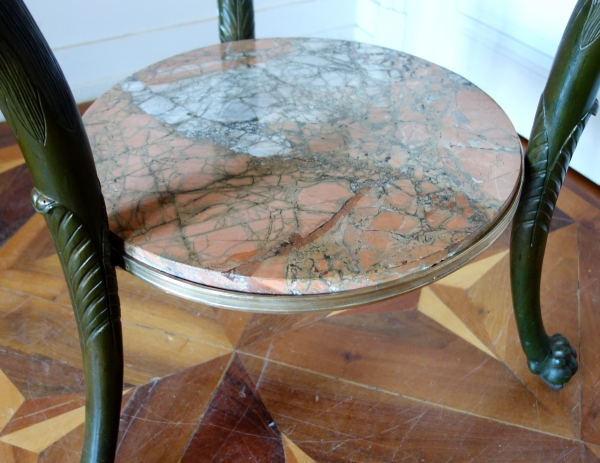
84,38,522,295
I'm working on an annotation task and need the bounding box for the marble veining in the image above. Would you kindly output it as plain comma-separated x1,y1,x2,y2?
84,38,522,295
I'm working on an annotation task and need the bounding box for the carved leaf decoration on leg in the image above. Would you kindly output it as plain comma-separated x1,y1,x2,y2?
0,43,45,143
0,1,77,139
32,188,121,347
513,98,550,242
218,0,255,43
513,97,599,247
582,0,600,49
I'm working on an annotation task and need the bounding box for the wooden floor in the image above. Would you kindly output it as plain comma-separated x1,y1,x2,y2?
1,110,600,461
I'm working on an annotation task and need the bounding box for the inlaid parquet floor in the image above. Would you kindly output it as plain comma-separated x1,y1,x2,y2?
1,110,600,461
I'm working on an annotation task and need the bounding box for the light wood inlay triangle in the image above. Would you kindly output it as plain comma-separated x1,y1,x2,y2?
465,253,512,361
429,284,500,358
282,434,315,463
0,369,24,434
437,250,508,289
417,287,497,359
0,406,85,453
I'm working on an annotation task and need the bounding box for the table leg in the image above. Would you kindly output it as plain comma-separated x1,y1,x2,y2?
34,192,124,463
509,0,600,390
218,0,255,42
510,101,598,390
0,2,122,460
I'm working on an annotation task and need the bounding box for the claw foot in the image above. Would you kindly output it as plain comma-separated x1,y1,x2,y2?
528,334,578,390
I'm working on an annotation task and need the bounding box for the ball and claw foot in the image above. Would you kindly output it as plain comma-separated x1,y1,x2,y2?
527,334,578,390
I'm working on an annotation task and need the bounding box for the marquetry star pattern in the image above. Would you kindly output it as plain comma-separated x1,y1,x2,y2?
2,144,600,461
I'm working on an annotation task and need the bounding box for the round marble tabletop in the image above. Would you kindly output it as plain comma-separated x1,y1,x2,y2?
84,38,522,297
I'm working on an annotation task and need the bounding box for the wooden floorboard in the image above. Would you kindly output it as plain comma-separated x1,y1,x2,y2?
0,112,599,461
564,168,600,212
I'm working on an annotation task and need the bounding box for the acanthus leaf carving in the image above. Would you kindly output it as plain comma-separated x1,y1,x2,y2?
513,97,598,246
0,1,78,143
31,187,121,347
0,43,46,143
218,0,255,43
581,0,600,49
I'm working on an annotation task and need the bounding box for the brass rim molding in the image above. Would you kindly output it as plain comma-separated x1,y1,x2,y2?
114,165,523,313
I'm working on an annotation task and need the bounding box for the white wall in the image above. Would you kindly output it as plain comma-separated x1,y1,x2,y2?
3,0,356,126
12,0,600,183
355,0,407,50
23,0,357,103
